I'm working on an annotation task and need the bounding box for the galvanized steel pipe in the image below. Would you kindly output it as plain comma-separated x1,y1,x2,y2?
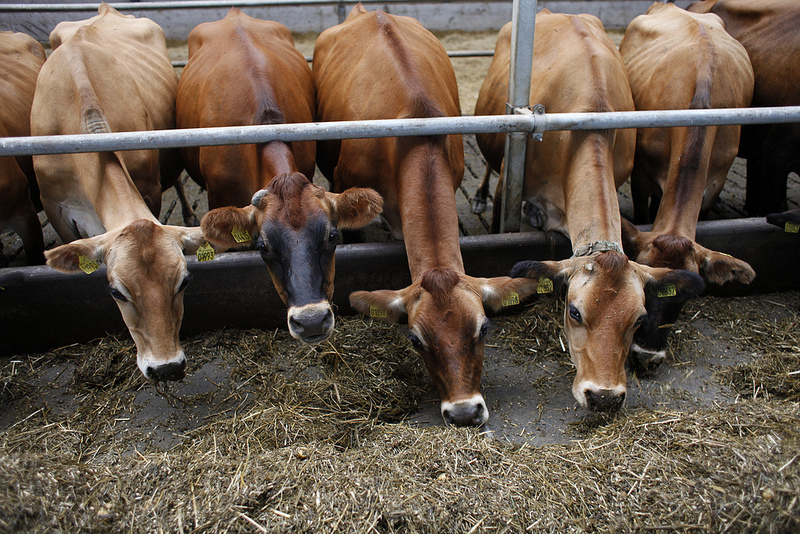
3,107,800,158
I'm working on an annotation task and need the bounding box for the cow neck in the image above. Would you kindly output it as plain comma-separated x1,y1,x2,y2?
649,127,714,241
396,140,464,280
91,153,159,231
258,141,298,188
563,133,622,253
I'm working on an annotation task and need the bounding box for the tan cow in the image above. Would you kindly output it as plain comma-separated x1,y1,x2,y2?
475,10,704,411
179,9,382,342
618,2,755,369
0,31,46,265
688,0,800,217
314,4,538,426
33,4,205,381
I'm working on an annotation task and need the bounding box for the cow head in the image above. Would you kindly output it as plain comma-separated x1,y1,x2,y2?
350,268,539,426
46,219,206,381
201,172,382,343
621,219,752,370
511,250,704,412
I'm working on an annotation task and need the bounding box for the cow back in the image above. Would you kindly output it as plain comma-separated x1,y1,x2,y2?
32,4,179,222
475,10,635,235
177,9,316,208
313,7,463,220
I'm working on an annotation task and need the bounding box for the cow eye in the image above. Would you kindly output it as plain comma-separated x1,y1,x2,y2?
178,273,192,292
568,303,582,323
328,227,340,245
634,314,646,328
109,286,128,303
408,332,424,351
478,319,490,341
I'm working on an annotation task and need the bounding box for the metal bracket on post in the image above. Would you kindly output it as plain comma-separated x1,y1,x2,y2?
531,104,546,142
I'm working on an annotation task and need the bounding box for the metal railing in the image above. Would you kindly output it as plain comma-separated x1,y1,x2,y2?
3,107,800,157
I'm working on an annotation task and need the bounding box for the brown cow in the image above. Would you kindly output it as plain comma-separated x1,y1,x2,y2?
0,31,46,265
176,8,316,208
32,4,205,381
314,4,538,426
619,2,755,370
475,10,704,411
179,9,382,343
688,0,800,217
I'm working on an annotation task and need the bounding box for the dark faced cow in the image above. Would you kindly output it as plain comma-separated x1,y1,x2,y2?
688,0,800,217
178,9,383,343
475,10,704,411
619,2,755,369
32,4,205,381
0,31,46,265
314,4,538,426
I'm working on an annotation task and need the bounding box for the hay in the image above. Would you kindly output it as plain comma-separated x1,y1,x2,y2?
1,293,799,532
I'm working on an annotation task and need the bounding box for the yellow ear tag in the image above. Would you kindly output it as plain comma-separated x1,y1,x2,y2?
785,221,800,234
231,226,251,243
501,292,520,307
78,255,99,275
719,252,732,258
657,284,677,298
537,277,554,294
196,242,215,262
369,306,388,318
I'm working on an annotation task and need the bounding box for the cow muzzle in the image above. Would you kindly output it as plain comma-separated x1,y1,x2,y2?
139,351,187,382
440,394,489,427
574,381,626,412
628,343,667,374
287,302,335,344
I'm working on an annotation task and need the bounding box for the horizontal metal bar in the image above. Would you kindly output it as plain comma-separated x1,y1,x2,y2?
171,49,496,67
3,107,800,158
0,0,509,12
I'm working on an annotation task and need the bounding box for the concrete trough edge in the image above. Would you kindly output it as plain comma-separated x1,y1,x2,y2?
0,217,797,357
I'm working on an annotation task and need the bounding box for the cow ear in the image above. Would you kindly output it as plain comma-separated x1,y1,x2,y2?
642,267,705,304
45,234,109,274
327,188,383,230
620,218,645,258
476,276,540,313
692,243,756,286
349,288,409,324
766,209,800,232
165,226,207,255
200,205,259,249
509,259,571,296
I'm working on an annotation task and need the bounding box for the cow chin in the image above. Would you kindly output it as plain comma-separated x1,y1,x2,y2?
440,394,489,427
287,302,335,344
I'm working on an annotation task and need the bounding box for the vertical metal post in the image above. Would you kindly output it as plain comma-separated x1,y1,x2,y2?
499,0,537,232
337,1,347,23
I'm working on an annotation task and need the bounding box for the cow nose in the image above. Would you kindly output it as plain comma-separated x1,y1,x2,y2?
584,389,625,412
147,360,186,382
288,304,334,343
441,397,488,427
